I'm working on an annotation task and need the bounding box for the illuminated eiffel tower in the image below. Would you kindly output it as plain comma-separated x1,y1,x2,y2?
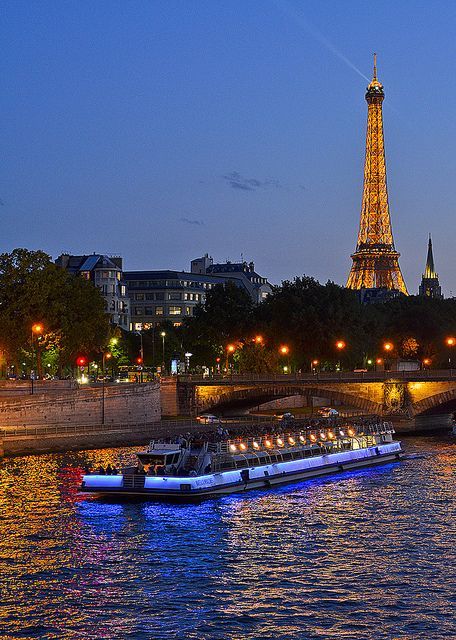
346,55,408,294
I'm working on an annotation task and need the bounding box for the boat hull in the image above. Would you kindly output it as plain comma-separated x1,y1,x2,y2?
80,442,403,500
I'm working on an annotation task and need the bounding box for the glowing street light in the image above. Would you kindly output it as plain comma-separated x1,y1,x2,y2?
254,335,264,345
30,323,44,390
383,342,394,352
445,337,455,368
422,358,431,369
225,343,236,372
159,331,167,374
335,340,346,371
279,345,289,355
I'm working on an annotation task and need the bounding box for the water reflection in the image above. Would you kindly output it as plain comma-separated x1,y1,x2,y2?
0,438,455,639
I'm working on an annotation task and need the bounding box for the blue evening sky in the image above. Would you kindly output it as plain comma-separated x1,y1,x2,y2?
2,1,456,294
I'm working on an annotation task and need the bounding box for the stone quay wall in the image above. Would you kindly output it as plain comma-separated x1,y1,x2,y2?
0,382,160,428
0,382,161,457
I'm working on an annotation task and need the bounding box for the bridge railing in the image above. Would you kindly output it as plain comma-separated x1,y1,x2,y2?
175,369,456,384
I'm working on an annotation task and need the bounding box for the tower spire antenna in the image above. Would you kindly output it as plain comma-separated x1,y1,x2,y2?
373,52,377,80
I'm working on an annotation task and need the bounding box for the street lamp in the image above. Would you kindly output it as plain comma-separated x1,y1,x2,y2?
101,352,112,423
279,345,290,374
383,342,394,371
446,337,455,368
160,331,166,374
311,359,319,373
225,343,236,372
254,335,264,345
422,358,431,369
184,352,193,373
31,323,44,394
335,340,346,371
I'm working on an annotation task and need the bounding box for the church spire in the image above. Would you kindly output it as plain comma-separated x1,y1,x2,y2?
419,234,442,298
424,234,436,279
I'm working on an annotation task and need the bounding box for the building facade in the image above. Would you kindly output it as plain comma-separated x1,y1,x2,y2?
55,254,131,330
124,256,272,330
191,255,271,304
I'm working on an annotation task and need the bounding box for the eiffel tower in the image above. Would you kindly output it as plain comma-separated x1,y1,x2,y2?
346,55,408,294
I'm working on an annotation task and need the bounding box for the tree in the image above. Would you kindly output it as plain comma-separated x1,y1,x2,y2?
181,282,254,366
0,248,110,374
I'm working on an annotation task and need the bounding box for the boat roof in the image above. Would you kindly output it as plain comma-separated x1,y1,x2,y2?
138,449,181,457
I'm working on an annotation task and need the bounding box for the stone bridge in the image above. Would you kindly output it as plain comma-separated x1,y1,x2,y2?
160,371,456,425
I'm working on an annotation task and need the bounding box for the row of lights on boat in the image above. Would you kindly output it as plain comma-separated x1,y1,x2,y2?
228,429,356,453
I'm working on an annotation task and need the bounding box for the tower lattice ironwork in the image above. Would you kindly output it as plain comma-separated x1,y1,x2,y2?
346,55,408,294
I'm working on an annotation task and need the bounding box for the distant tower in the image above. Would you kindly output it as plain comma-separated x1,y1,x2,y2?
419,235,442,298
346,55,408,294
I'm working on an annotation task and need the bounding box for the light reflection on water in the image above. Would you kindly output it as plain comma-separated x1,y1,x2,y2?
0,438,455,639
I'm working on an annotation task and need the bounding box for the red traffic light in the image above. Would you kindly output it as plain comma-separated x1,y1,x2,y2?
76,356,87,367
136,357,143,365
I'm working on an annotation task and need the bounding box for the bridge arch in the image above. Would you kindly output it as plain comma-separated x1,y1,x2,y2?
412,386,456,416
195,383,381,415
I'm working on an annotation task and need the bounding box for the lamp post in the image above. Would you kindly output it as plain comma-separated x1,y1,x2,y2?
160,331,166,374
311,359,319,374
279,345,290,374
101,352,111,423
383,341,393,371
335,340,346,371
225,344,235,373
445,337,455,368
31,323,44,394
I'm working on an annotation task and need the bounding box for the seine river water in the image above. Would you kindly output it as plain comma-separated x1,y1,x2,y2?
1,435,455,640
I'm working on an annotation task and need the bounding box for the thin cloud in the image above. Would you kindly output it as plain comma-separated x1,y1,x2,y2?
222,172,283,192
180,217,204,226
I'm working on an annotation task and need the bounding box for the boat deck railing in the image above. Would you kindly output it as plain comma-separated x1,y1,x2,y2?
207,422,393,455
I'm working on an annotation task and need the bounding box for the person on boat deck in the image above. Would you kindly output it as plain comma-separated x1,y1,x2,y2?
204,463,211,474
112,466,118,475
105,464,113,475
147,466,156,476
189,469,197,476
98,466,105,475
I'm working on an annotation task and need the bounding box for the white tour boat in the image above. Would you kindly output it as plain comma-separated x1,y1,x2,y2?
80,419,403,500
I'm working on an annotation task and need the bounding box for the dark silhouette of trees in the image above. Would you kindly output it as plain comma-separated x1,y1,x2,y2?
0,248,110,374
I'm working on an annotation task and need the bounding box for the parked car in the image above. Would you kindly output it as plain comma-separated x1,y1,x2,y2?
196,414,220,424
274,412,295,422
318,407,339,418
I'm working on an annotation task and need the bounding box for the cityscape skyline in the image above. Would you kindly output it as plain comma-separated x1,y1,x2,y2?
2,1,456,295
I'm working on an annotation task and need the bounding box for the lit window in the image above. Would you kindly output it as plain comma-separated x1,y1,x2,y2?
136,293,145,300
155,307,164,316
169,306,182,315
